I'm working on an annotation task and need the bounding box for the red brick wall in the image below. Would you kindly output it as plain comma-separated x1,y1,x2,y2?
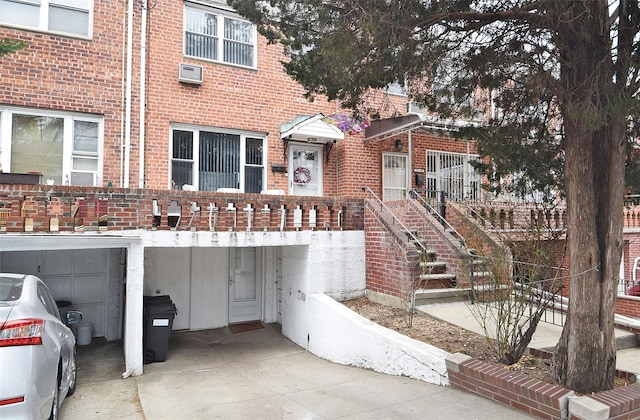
387,199,470,285
143,1,349,191
447,355,640,420
364,200,419,300
0,184,363,232
0,0,132,187
1,1,482,198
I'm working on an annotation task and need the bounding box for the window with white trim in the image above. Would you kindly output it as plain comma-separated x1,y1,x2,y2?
170,126,265,192
184,2,256,68
0,107,103,185
0,0,92,38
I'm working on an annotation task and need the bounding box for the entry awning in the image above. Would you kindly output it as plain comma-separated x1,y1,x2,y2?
280,114,345,144
364,113,479,143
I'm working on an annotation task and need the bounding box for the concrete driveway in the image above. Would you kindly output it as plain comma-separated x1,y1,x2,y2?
59,323,533,419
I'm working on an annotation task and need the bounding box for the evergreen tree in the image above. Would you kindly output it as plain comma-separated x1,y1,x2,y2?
0,38,26,57
230,0,640,393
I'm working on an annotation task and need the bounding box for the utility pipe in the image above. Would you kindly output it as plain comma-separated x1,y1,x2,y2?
123,0,134,188
407,129,413,197
138,0,148,188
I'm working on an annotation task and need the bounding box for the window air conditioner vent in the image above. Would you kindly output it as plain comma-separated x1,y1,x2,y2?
178,63,203,84
407,102,427,115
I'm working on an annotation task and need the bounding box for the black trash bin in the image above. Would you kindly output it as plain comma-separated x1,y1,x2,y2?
143,297,177,364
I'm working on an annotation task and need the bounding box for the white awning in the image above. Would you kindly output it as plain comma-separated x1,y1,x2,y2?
280,114,345,144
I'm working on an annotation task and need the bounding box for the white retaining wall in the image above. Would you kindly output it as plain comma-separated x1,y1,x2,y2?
308,294,451,386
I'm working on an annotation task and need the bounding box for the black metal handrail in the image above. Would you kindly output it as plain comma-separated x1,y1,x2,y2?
471,268,567,327
361,186,429,255
409,189,467,249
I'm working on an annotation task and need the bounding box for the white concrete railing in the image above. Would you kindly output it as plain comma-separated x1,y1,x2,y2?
308,294,450,386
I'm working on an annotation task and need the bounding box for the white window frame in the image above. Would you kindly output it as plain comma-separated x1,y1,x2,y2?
183,1,257,69
385,80,408,97
169,124,267,192
0,106,103,186
0,0,93,38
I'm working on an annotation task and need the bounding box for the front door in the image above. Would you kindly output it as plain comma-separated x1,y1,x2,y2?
228,248,262,324
289,143,323,196
382,153,408,201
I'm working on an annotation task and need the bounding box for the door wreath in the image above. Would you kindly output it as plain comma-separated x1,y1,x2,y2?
293,167,311,184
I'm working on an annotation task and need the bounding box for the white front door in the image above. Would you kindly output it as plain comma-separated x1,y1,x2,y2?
228,248,262,324
382,153,408,201
289,143,323,196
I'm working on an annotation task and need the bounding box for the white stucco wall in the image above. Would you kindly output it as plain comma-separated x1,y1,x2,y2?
308,294,450,386
278,231,366,348
1,229,367,377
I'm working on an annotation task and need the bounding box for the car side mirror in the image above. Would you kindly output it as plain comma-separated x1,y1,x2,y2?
66,310,83,325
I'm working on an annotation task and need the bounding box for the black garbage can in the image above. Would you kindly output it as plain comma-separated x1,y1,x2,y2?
143,297,177,364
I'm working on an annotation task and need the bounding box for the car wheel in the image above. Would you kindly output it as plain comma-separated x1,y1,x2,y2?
67,350,77,397
49,366,61,420
143,349,155,364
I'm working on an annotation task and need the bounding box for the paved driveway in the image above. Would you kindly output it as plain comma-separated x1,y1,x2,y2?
60,324,533,419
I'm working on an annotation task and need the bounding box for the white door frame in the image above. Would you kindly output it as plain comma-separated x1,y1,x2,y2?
228,247,263,324
382,152,409,201
288,143,323,196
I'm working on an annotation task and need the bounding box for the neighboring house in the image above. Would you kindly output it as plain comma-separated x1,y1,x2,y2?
1,0,638,376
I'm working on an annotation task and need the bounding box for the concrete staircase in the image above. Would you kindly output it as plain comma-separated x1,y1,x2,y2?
412,245,495,306
410,239,464,305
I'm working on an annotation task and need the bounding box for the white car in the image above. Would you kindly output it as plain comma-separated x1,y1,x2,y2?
0,273,82,420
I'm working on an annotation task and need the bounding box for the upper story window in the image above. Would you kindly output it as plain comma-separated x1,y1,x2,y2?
0,107,103,186
184,2,256,68
170,125,265,192
0,0,92,38
385,81,408,96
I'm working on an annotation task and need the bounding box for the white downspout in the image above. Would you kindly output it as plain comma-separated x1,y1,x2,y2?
119,5,127,187
124,0,134,188
138,0,148,188
407,130,413,197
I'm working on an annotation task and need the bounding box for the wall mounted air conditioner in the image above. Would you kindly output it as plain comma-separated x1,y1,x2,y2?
178,63,203,84
407,102,427,115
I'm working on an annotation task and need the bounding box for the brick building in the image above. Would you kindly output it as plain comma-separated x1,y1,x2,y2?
1,0,638,376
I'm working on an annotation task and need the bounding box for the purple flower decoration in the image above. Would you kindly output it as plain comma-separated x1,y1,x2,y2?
323,113,370,134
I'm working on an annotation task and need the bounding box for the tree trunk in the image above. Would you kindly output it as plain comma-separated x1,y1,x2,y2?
552,0,626,394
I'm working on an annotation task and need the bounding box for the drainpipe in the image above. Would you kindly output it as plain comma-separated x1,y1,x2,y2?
119,4,127,187
138,0,148,188
407,129,413,197
123,0,134,188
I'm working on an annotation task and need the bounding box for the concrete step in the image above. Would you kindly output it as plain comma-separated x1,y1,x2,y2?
418,273,456,289
414,287,471,305
615,330,638,350
470,271,492,279
419,261,447,274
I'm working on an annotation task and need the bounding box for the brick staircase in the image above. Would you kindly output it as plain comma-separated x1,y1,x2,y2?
364,194,479,307
408,234,495,306
407,231,468,306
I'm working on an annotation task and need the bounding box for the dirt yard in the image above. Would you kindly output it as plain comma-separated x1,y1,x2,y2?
342,297,554,383
342,297,632,389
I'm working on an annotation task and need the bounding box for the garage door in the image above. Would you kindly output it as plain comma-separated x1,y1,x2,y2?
1,249,108,338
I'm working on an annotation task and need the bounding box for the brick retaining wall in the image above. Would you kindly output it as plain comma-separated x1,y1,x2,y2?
446,353,640,420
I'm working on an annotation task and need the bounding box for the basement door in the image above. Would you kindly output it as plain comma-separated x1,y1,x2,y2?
228,248,262,324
